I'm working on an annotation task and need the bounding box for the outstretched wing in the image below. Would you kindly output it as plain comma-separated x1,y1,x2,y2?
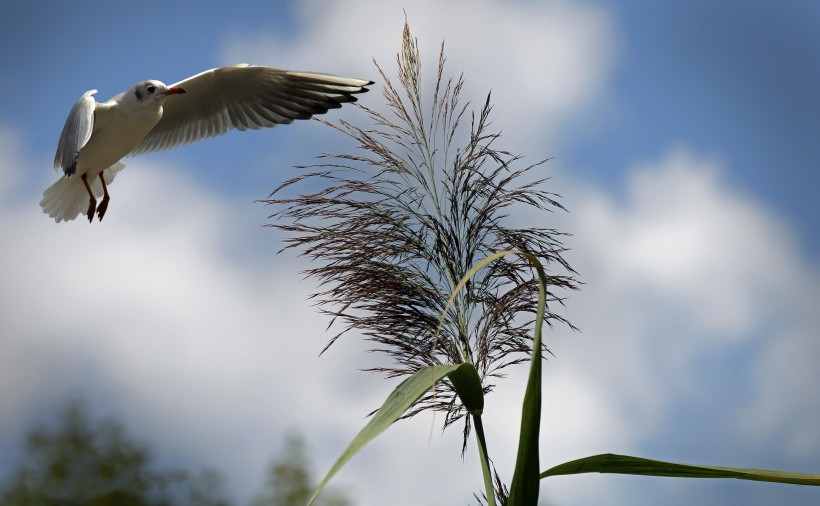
130,64,373,155
54,90,97,176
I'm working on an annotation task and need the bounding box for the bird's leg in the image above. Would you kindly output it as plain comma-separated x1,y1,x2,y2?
80,174,97,223
96,172,110,221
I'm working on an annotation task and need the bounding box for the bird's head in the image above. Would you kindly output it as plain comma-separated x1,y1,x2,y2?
131,80,186,104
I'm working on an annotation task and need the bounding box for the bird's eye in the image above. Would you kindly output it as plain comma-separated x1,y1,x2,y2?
146,85,156,94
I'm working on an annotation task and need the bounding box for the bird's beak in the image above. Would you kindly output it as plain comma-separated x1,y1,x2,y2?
163,87,186,95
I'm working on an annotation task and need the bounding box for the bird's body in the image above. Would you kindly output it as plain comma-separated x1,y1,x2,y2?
42,64,372,223
75,94,164,177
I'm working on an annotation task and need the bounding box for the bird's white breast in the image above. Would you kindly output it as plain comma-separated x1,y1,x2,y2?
73,100,164,177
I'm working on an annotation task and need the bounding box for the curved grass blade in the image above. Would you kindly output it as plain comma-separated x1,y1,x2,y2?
540,453,820,486
433,250,519,357
506,251,549,506
434,253,510,506
437,250,550,505
306,363,462,506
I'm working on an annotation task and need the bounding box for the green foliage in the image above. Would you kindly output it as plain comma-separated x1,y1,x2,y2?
254,434,351,506
0,399,187,506
0,401,356,506
506,252,549,506
540,453,820,486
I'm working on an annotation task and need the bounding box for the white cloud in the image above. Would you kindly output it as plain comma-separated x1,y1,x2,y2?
0,149,376,497
0,138,508,503
579,148,806,336
2,127,818,506
532,148,820,503
218,0,617,151
742,318,820,457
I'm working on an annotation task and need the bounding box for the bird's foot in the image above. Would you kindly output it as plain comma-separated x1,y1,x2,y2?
86,199,97,223
96,196,110,222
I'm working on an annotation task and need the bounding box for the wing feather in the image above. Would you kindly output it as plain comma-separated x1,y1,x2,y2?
130,64,373,155
54,90,97,176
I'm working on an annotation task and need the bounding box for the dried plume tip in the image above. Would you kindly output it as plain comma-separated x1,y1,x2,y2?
265,21,578,430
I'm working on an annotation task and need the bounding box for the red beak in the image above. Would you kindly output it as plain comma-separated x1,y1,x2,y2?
163,87,186,95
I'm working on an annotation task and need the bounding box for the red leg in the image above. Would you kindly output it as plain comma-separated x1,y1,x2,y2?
81,174,97,223
96,172,110,221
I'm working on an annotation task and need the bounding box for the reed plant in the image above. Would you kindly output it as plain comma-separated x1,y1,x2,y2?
265,20,820,506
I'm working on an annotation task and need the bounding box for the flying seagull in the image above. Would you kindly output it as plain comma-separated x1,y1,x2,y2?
41,64,373,223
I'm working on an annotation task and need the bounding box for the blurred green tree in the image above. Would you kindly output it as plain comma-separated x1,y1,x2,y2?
0,399,225,506
0,401,353,506
251,433,351,506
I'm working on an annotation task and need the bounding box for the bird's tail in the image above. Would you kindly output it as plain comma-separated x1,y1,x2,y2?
40,162,126,223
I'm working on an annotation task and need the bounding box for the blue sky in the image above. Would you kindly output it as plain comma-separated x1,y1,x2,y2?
572,2,820,256
1,1,818,505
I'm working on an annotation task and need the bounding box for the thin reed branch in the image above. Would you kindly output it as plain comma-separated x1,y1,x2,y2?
263,20,577,431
